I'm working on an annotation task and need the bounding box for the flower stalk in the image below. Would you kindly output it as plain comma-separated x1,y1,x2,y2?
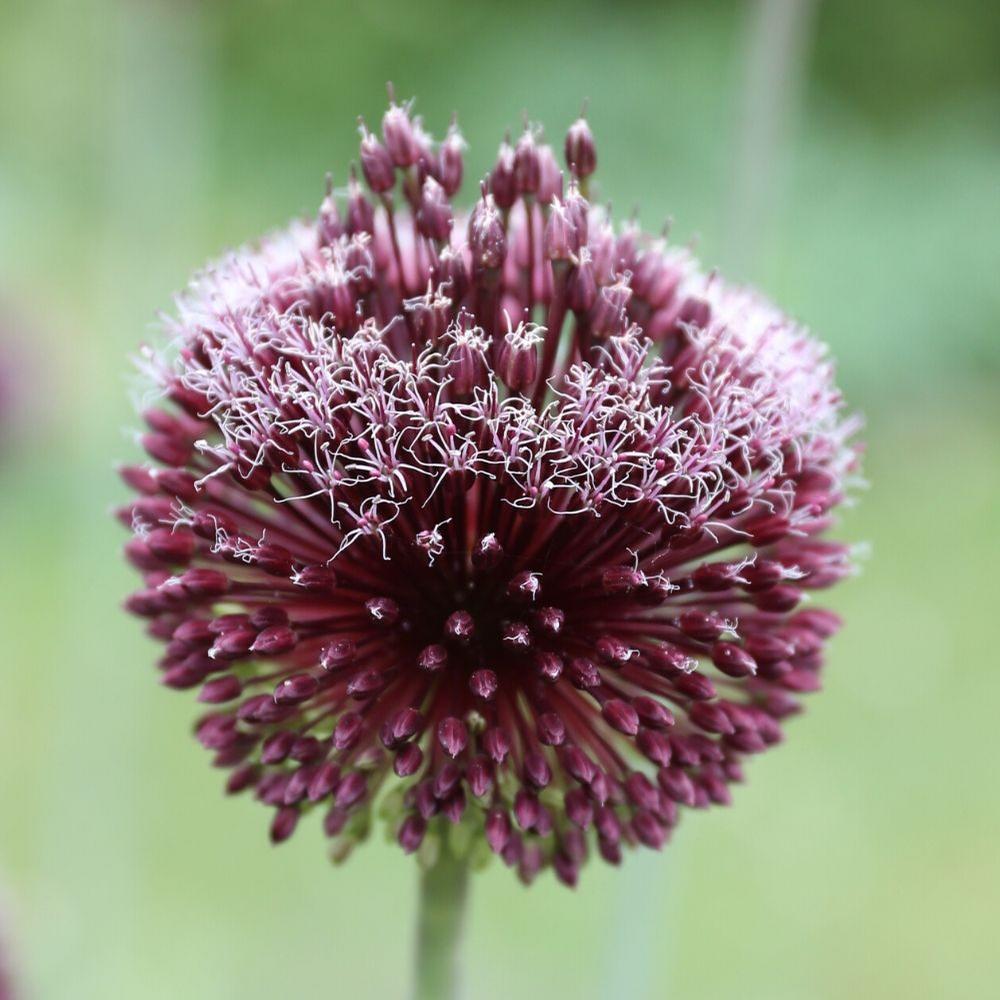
415,849,469,1000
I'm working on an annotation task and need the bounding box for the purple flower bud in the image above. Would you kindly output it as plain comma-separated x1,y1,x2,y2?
471,533,503,570
445,610,475,642
346,172,375,236
198,674,242,704
358,122,395,194
209,627,255,660
485,809,511,853
658,767,696,806
536,144,563,204
251,626,297,656
602,699,640,736
321,638,356,670
365,596,399,625
146,527,196,564
397,814,426,853
270,806,299,844
446,324,490,395
347,668,386,698
535,650,564,682
634,696,674,730
514,790,540,830
514,128,541,195
416,177,453,241
501,620,532,650
482,726,510,764
381,99,421,168
602,566,646,596
383,707,424,748
507,571,541,602
467,755,493,798
524,751,552,789
437,716,468,758
566,252,597,313
496,321,542,392
442,788,466,824
553,851,579,887
261,730,295,765
633,810,666,849
333,712,364,750
565,788,594,829
438,120,465,197
249,606,288,630
567,657,601,689
318,174,343,246
307,762,341,802
334,771,367,808
418,643,448,671
433,762,461,800
469,668,498,700
543,199,578,261
437,246,469,302
490,138,517,209
565,116,597,179
711,642,758,678
386,744,417,781
590,274,633,338
273,673,318,705
537,712,567,746
468,192,506,270
179,568,230,598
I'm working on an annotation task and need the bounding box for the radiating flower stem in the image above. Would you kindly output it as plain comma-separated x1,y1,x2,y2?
414,848,469,1000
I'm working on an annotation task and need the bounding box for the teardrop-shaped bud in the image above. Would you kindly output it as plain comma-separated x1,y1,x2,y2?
358,122,395,193
273,673,318,705
437,717,468,758
467,755,493,798
394,743,423,777
482,726,510,764
602,699,640,736
565,116,597,179
469,669,498,700
485,809,511,853
537,712,566,746
496,322,542,392
397,814,426,854
438,120,465,196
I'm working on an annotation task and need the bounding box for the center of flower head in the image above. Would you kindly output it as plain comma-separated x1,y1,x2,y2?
121,92,859,887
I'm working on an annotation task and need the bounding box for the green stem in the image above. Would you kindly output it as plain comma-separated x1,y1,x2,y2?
414,849,469,1000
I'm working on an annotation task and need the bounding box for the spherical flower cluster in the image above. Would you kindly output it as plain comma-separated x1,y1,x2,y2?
120,95,859,886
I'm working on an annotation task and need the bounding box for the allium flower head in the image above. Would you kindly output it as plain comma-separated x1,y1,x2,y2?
120,96,859,886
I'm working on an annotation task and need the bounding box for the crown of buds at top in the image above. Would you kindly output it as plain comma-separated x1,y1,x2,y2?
120,93,860,887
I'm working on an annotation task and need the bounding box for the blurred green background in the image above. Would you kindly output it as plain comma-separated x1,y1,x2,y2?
1,0,998,997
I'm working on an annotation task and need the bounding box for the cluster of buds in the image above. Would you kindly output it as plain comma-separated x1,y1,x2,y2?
120,93,859,886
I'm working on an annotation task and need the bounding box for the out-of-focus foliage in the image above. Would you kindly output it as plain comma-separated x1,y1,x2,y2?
0,1,996,997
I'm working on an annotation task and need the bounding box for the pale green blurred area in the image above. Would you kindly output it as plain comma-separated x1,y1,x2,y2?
1,0,998,997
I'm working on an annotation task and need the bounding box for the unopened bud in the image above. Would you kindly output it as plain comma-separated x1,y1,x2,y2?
416,177,453,241
358,122,395,193
565,116,597,179
438,120,465,196
382,98,421,167
497,321,542,392
468,192,506,270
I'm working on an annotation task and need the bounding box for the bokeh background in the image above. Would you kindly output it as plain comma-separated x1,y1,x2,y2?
1,0,998,997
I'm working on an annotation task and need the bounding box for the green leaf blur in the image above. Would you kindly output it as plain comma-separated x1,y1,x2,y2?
1,1,996,997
